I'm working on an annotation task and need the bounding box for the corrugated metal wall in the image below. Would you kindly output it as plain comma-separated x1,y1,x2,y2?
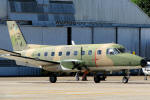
141,28,150,58
73,0,150,24
72,27,92,44
118,28,139,55
0,25,12,51
93,27,116,44
7,0,150,26
21,26,67,45
42,27,67,45
0,0,8,19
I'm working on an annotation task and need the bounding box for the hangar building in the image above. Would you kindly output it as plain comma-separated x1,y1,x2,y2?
0,0,150,76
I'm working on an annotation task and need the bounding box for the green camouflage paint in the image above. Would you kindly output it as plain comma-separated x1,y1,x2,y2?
7,21,27,51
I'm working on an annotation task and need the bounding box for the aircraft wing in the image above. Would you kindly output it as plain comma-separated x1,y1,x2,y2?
0,49,59,67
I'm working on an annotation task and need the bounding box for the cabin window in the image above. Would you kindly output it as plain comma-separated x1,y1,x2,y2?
38,53,40,56
44,52,48,56
59,52,62,56
88,50,92,55
74,51,78,56
66,51,70,56
81,51,85,55
97,50,101,55
51,52,55,56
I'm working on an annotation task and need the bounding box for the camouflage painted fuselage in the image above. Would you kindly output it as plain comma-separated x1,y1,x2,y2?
18,43,143,72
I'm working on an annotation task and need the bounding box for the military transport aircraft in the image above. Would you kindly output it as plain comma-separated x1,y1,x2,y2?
0,21,147,83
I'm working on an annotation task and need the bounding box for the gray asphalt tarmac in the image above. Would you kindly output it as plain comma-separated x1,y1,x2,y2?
0,76,150,100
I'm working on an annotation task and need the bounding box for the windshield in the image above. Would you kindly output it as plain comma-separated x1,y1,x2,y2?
107,48,120,55
118,48,126,53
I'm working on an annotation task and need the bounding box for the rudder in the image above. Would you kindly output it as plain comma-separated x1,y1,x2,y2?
7,21,27,51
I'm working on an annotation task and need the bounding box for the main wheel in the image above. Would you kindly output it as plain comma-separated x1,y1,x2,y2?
122,76,128,83
49,76,57,83
94,75,101,83
100,76,107,81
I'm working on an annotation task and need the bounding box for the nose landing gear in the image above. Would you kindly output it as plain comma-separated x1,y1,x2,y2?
122,76,129,83
122,70,130,84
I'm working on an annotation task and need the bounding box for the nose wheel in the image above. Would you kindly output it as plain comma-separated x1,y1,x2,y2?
122,70,130,84
122,76,129,83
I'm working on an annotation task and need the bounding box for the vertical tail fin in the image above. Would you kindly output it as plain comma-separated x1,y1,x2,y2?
7,21,27,51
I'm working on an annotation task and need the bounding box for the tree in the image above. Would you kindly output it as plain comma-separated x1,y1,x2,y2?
131,0,150,17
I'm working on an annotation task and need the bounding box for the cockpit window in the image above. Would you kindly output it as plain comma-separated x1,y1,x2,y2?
118,48,126,53
107,48,120,55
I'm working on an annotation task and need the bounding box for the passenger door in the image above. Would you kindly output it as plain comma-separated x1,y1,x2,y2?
81,45,96,67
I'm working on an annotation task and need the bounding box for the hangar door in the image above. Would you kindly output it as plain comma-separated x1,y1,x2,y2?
93,27,116,44
118,28,139,55
21,26,67,45
72,27,92,44
141,28,150,58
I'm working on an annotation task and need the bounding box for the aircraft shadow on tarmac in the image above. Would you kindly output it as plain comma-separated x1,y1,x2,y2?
19,81,93,84
19,81,150,84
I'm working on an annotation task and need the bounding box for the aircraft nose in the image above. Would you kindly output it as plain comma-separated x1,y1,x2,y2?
140,59,147,67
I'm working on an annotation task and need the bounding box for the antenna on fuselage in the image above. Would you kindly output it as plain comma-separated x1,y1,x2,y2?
71,40,76,45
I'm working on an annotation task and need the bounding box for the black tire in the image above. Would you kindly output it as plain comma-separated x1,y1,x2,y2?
49,76,57,83
122,77,128,83
94,76,101,83
100,76,106,81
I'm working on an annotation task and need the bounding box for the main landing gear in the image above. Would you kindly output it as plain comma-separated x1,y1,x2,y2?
75,72,80,81
122,70,130,84
94,73,107,83
49,73,57,83
75,71,89,81
144,75,148,80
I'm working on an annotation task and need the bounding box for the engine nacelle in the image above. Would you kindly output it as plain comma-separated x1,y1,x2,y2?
60,59,84,71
